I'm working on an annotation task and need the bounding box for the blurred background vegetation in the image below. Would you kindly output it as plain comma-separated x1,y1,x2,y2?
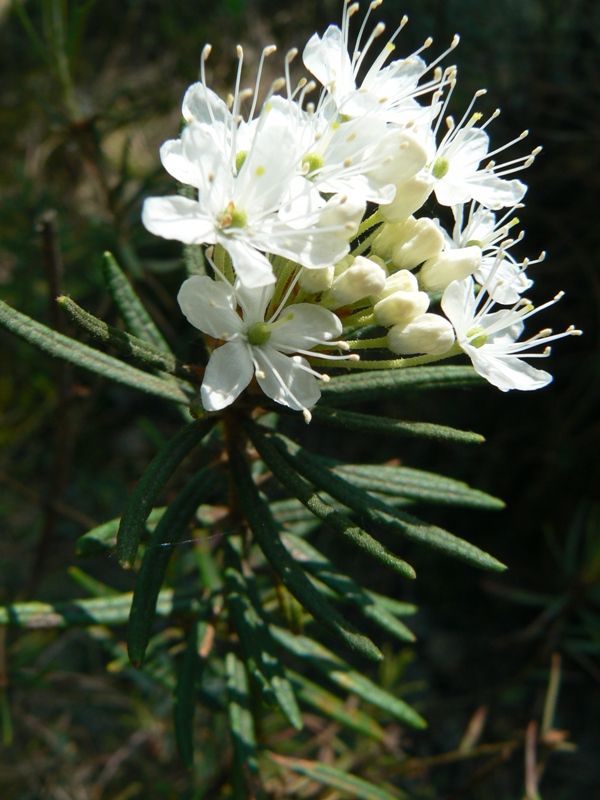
0,0,599,797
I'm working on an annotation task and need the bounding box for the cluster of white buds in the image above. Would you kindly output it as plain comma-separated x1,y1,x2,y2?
142,0,580,420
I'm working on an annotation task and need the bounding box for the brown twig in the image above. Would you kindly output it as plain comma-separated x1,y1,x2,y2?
26,212,75,596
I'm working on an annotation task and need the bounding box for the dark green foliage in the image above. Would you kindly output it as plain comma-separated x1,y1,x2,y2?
116,419,214,568
127,466,220,664
229,446,384,662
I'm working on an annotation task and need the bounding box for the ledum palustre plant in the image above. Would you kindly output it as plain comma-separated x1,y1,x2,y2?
0,1,581,796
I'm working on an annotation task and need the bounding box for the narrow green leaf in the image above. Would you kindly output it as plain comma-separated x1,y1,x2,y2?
228,448,383,663
334,463,505,510
102,251,171,352
282,533,416,643
271,432,506,573
57,295,189,378
225,538,303,729
0,589,201,628
117,419,214,569
127,467,220,665
321,365,484,405
174,621,202,768
245,422,415,580
0,300,191,405
67,566,118,598
287,670,385,741
268,753,405,800
76,508,166,557
226,652,259,784
271,627,426,730
312,406,484,445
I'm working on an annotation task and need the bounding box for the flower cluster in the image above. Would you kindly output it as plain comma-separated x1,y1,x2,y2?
143,0,580,420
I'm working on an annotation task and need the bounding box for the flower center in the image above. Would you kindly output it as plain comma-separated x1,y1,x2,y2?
246,322,272,346
432,157,450,179
467,326,488,348
217,201,247,229
302,152,325,175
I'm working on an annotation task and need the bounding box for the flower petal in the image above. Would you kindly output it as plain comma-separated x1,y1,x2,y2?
270,303,342,349
441,277,477,338
142,196,215,244
467,346,552,392
221,238,275,288
177,276,242,338
303,25,354,101
201,339,254,411
235,283,275,326
182,83,232,128
253,346,321,411
469,175,527,210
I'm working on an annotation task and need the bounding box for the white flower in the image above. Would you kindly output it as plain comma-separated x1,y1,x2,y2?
303,5,450,126
446,203,533,303
301,114,428,206
178,275,344,420
441,277,580,391
143,97,362,288
426,93,539,210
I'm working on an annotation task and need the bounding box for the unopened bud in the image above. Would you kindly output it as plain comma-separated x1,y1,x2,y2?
419,245,482,291
378,269,418,299
372,221,410,259
381,175,434,222
374,290,429,327
324,256,386,308
392,218,444,269
299,265,335,293
387,313,455,355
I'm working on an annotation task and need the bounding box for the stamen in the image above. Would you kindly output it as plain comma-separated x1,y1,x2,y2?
284,47,298,98
248,44,277,120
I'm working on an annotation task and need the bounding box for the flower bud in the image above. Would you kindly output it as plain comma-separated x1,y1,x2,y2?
378,269,419,299
324,256,386,308
374,290,430,327
381,175,434,223
419,246,482,292
387,313,456,355
372,221,409,260
391,218,444,269
299,265,335,293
